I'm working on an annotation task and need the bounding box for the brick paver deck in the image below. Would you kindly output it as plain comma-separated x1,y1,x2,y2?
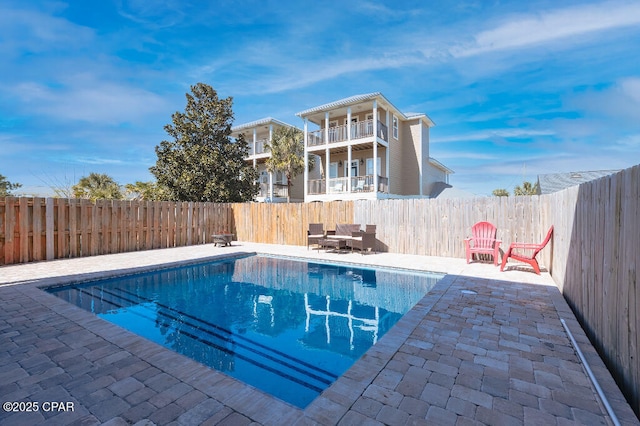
1,243,637,425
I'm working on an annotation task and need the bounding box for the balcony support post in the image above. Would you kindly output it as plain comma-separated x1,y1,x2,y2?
325,147,330,195
324,112,330,195
304,118,309,201
347,107,352,141
373,101,378,140
252,128,257,156
373,100,378,193
347,146,352,193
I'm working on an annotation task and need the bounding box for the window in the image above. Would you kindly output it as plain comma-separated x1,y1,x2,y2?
329,162,338,179
365,113,374,135
392,115,399,139
366,157,382,176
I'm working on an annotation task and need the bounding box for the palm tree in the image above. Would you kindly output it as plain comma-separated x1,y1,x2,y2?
72,173,123,201
513,181,539,196
265,126,314,202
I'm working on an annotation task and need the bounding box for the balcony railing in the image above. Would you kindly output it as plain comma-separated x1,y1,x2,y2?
307,120,388,147
248,138,270,156
258,183,288,199
307,175,388,195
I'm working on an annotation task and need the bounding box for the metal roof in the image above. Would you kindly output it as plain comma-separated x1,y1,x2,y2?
231,117,298,132
536,170,620,194
295,93,435,127
295,93,383,116
429,157,454,174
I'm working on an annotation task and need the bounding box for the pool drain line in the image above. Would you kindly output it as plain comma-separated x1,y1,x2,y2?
560,318,620,426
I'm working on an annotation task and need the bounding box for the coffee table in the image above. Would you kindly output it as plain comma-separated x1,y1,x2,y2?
212,234,234,247
319,238,347,252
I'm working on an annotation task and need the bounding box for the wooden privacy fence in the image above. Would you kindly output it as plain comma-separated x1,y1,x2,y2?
546,165,639,416
0,164,638,416
0,198,233,264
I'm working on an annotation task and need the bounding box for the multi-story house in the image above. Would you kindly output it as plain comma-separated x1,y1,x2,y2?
231,117,310,203
296,93,453,202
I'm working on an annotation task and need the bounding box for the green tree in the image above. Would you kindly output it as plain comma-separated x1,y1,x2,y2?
125,181,170,201
265,126,314,202
492,188,509,197
72,173,123,201
0,173,22,196
150,83,258,202
513,181,539,196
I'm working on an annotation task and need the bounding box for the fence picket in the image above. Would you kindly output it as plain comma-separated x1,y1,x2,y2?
0,165,638,415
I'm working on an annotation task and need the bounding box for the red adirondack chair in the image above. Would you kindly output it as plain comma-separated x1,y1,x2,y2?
464,221,501,266
500,226,554,274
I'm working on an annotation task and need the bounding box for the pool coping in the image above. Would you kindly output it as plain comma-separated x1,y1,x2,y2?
1,242,638,425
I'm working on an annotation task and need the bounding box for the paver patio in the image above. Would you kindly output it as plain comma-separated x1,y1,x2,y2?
0,242,638,425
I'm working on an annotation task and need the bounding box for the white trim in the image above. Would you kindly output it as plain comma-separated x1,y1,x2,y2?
392,114,399,140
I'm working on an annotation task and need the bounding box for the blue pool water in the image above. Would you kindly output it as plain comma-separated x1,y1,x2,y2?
47,254,444,408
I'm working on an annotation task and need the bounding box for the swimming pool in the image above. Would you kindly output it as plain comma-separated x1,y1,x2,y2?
47,254,444,408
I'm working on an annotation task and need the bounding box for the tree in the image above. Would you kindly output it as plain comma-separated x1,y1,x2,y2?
265,126,314,202
492,188,509,197
0,174,22,196
125,181,170,201
72,173,123,201
513,181,539,196
150,83,258,202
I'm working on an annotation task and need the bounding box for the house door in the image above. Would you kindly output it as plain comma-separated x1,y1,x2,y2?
329,162,338,179
350,160,358,177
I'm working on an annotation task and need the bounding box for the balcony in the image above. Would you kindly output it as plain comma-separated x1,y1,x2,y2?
258,183,288,200
307,120,388,147
248,139,270,156
307,175,389,195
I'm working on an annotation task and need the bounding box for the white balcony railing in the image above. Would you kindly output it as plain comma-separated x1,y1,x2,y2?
306,120,388,147
248,138,270,156
307,175,388,195
258,183,288,199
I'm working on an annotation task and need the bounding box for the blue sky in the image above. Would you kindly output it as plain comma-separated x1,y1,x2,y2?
2,0,639,197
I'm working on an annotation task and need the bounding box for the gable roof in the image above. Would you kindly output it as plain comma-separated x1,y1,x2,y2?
537,170,620,194
296,93,435,127
429,157,454,174
231,117,297,132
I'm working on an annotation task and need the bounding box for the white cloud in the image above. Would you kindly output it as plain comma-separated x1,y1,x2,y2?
0,5,94,54
10,77,169,125
432,128,555,143
452,1,640,57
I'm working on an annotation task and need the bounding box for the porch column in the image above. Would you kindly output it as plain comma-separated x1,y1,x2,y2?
325,147,330,194
373,101,378,140
304,118,308,201
373,100,379,193
347,146,352,192
325,112,330,194
347,107,352,141
324,112,329,145
253,128,257,155
252,128,258,191
268,124,274,200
